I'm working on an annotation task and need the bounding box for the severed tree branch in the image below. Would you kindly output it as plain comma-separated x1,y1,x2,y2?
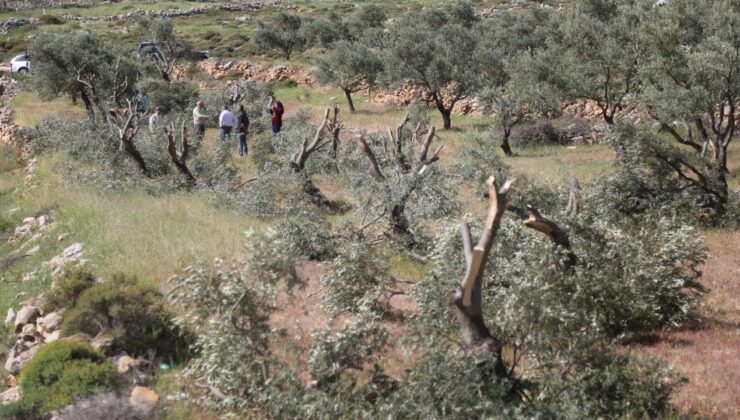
454,176,514,377
355,134,386,181
164,120,195,185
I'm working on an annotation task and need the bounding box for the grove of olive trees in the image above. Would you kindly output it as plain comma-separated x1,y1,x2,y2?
0,0,738,418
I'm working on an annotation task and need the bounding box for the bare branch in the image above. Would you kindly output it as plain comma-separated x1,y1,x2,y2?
355,134,386,181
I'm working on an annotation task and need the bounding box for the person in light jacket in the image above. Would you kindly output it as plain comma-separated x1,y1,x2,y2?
192,101,209,142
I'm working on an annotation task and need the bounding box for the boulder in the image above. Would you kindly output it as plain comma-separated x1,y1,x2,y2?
14,306,39,332
37,215,49,228
24,245,40,257
91,331,114,353
20,323,36,338
5,308,15,325
129,386,159,413
4,341,40,374
0,387,19,405
37,312,63,333
45,330,60,343
21,270,38,282
60,333,92,344
117,355,135,374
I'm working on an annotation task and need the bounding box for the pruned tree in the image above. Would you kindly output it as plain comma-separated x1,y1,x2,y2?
290,104,341,172
288,101,342,212
354,114,444,238
314,41,383,113
455,176,513,376
164,120,195,186
106,101,148,176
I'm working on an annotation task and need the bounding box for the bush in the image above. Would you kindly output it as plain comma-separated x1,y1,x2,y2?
39,15,65,25
0,400,37,420
19,341,119,414
61,275,189,360
43,266,97,312
509,120,569,147
146,79,199,114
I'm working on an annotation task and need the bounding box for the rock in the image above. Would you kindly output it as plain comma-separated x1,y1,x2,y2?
38,312,63,333
62,243,85,258
129,386,159,413
45,330,60,343
21,323,36,338
46,243,86,275
24,245,40,257
14,306,39,332
21,270,38,282
37,215,49,227
22,217,35,225
91,331,114,353
0,387,19,405
5,308,15,325
117,355,135,374
4,341,40,374
61,332,92,344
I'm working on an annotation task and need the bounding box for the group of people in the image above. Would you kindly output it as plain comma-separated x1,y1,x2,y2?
191,97,285,157
136,93,286,158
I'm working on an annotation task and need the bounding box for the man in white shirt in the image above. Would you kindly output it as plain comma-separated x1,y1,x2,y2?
192,101,209,143
218,105,237,142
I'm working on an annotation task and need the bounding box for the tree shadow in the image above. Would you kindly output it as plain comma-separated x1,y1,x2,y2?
623,315,740,348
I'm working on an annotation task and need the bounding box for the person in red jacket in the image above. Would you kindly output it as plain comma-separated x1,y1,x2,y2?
268,96,284,134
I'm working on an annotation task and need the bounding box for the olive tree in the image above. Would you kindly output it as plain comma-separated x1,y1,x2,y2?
383,2,496,129
537,0,648,125
30,29,140,117
638,0,740,215
480,57,561,157
313,40,383,113
252,12,307,59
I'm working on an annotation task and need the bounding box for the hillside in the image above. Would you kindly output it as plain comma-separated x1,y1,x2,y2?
1,1,739,418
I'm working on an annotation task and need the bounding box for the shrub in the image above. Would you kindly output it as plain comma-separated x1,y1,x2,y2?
39,15,65,25
0,400,37,420
19,341,119,414
43,266,97,312
509,120,569,147
61,275,189,360
146,79,199,114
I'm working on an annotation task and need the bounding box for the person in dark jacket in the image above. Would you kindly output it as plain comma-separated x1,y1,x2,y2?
236,104,249,157
268,96,284,134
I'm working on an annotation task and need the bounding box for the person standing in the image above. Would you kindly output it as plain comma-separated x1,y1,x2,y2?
218,105,237,142
236,104,249,157
138,92,149,116
148,106,164,135
192,101,209,143
269,96,284,134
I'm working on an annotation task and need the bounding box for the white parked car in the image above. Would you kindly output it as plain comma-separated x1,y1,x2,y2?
10,54,30,76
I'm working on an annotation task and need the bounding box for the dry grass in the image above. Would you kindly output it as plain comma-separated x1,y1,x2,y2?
10,92,85,127
634,230,740,418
